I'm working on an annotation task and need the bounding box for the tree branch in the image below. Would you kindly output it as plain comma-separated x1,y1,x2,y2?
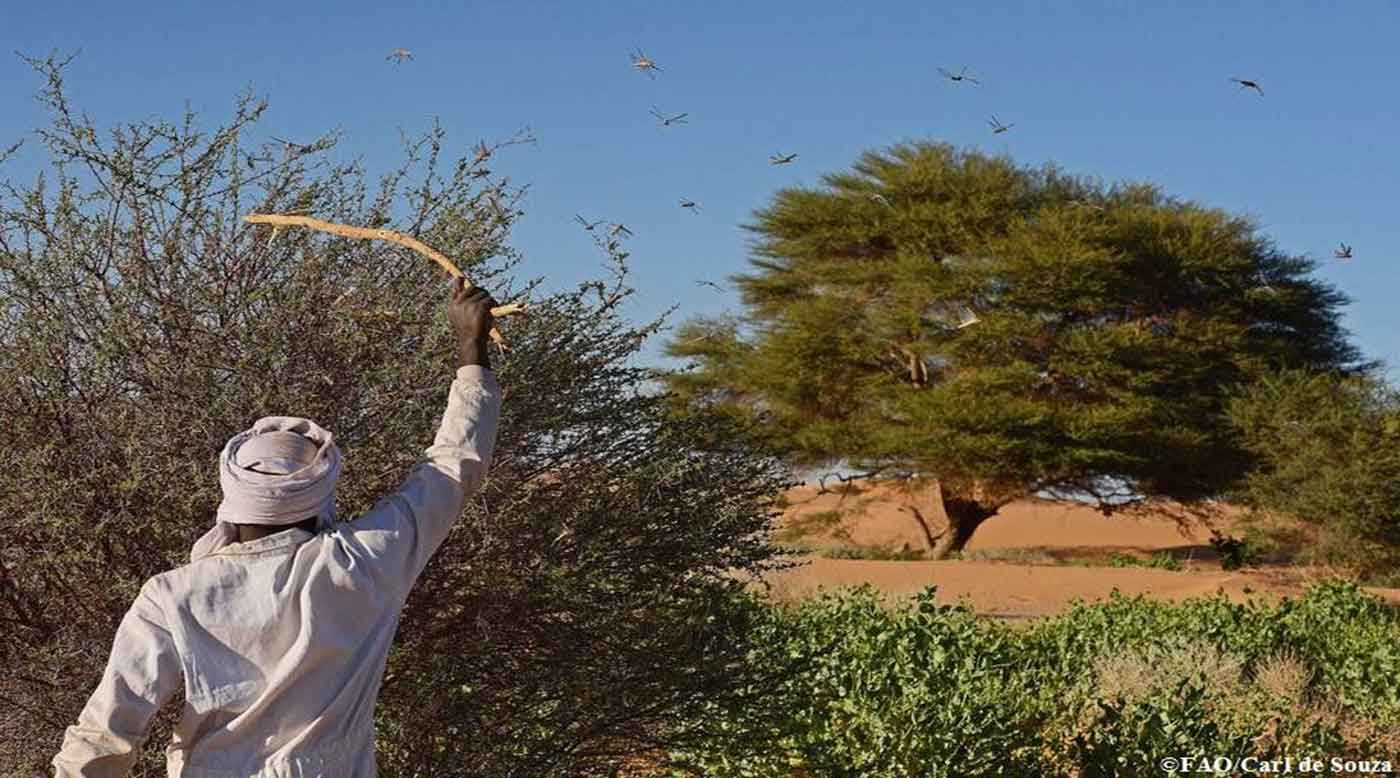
245,212,528,347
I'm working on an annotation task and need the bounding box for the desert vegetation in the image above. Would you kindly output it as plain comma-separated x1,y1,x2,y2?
0,57,795,776
660,582,1400,777
5,53,1400,777
1228,369,1400,584
660,142,1365,560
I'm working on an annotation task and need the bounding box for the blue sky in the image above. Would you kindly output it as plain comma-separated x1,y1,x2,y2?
4,0,1398,375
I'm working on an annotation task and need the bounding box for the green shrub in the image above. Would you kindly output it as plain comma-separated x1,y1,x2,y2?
1228,369,1400,580
666,581,1400,776
668,587,1049,777
1209,533,1261,570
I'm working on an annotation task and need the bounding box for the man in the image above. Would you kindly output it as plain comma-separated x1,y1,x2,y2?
52,278,502,777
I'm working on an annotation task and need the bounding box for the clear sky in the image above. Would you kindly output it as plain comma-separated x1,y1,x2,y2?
4,0,1398,375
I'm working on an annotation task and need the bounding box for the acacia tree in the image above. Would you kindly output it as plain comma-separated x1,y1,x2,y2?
0,57,793,776
661,142,1366,559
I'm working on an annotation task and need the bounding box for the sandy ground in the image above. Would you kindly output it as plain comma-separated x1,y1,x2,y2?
759,479,1400,619
776,479,1231,554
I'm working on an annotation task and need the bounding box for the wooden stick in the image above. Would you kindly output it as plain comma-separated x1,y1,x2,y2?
245,213,526,347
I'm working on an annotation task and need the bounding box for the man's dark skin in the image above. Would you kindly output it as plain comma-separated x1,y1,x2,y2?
233,278,497,543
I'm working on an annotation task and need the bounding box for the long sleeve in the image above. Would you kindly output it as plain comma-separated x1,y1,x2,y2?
343,365,502,592
52,583,182,778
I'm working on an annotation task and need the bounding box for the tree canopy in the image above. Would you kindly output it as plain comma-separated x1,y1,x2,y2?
662,142,1366,556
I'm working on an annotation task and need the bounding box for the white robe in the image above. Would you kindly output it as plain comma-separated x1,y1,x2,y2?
52,365,502,777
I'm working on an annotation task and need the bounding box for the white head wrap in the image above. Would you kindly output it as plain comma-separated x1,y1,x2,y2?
190,416,342,562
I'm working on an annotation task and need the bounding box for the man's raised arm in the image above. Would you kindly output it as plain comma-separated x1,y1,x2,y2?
344,278,503,589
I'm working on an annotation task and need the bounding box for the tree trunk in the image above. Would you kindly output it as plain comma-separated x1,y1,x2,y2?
908,480,999,560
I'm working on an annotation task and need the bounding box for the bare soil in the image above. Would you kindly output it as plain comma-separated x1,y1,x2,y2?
757,479,1400,620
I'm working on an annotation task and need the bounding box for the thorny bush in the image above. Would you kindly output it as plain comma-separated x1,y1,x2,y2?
0,55,795,777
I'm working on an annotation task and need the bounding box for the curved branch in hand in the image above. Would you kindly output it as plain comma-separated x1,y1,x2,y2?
245,212,527,348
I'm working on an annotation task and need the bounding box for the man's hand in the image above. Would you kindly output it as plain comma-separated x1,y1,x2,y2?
448,277,498,369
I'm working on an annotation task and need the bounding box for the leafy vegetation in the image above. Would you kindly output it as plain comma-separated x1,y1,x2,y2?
661,142,1365,558
1208,533,1263,571
663,581,1400,777
1229,369,1400,580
